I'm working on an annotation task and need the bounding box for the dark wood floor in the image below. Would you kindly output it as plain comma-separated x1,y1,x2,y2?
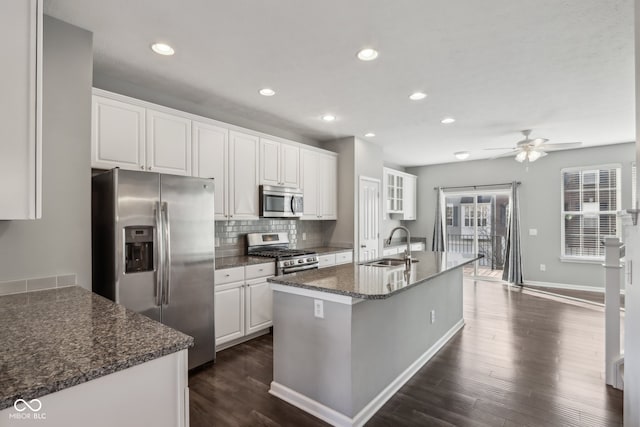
189,280,623,426
524,285,625,309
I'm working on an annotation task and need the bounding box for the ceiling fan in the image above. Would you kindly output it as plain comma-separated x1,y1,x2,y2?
485,130,582,162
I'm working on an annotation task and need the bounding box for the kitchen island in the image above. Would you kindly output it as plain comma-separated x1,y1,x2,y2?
0,286,192,427
268,251,478,427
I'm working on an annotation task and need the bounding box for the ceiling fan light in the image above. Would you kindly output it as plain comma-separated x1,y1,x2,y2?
515,151,527,163
528,150,543,162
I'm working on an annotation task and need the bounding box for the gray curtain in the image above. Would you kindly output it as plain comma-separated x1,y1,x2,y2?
432,187,445,251
502,181,524,284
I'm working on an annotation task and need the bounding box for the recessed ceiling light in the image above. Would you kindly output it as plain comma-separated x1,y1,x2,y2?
151,43,175,56
357,48,379,61
364,133,376,138
409,92,427,101
441,117,456,124
259,88,276,96
454,151,470,160
321,114,336,122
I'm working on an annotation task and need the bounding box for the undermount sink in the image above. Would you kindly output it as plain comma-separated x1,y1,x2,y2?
362,258,419,267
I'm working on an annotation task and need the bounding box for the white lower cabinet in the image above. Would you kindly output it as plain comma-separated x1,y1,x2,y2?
245,278,273,335
318,250,353,269
214,262,275,348
214,281,245,345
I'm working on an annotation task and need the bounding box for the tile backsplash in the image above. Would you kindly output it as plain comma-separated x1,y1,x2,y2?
215,219,327,257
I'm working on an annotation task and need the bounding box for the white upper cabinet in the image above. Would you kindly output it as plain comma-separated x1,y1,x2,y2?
259,138,300,188
260,138,281,186
146,109,191,175
229,131,260,219
320,154,337,219
92,91,191,176
383,167,417,220
301,149,337,220
192,121,228,220
280,143,300,188
92,96,146,171
0,0,42,219
403,174,417,220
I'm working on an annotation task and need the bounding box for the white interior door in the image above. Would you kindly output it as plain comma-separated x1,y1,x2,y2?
359,177,381,261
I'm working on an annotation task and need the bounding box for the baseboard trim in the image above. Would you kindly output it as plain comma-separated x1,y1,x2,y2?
269,318,465,427
524,280,624,295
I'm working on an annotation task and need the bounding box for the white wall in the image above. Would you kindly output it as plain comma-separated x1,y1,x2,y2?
406,142,635,288
0,16,93,287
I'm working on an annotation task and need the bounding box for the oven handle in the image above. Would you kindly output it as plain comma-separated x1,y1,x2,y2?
282,264,319,274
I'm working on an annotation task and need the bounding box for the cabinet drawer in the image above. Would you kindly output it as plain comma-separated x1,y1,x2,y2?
318,254,336,268
245,262,276,280
335,251,353,265
215,266,245,286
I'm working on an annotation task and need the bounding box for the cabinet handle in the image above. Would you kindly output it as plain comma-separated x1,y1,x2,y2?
140,165,144,170
225,274,230,277
148,166,152,171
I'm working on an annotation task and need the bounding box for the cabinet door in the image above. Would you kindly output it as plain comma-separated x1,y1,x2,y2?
245,277,273,335
403,174,417,220
319,154,337,219
193,121,228,219
260,138,281,186
229,131,259,219
146,109,192,175
301,149,319,219
214,282,245,346
92,95,146,172
0,0,41,219
280,143,300,188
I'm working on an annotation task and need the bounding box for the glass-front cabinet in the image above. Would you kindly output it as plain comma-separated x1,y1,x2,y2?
383,168,416,220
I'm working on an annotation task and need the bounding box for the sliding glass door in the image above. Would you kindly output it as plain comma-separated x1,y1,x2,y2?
444,190,510,279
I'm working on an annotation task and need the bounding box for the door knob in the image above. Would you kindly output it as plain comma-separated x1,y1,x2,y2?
360,245,366,248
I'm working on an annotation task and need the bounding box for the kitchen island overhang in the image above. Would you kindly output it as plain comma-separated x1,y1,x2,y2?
268,251,479,427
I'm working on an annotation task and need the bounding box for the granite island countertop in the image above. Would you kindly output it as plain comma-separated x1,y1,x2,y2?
268,251,480,299
0,286,193,410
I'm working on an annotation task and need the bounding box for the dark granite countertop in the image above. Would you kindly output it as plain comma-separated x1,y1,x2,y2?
215,255,274,269
0,286,193,411
305,246,353,255
268,251,480,300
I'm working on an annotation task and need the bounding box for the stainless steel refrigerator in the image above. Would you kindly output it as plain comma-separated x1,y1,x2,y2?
92,168,215,369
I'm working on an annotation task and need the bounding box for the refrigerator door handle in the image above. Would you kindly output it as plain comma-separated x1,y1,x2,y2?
162,201,172,305
154,201,163,306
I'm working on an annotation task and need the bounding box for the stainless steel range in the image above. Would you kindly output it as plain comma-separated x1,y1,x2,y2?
247,232,318,275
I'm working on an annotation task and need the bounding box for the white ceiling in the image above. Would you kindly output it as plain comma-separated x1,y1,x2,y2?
45,0,635,166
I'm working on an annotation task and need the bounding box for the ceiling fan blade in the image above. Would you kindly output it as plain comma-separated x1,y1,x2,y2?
483,147,515,151
538,142,582,150
531,138,549,146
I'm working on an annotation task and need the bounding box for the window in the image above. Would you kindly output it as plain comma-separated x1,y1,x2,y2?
561,165,621,260
462,204,474,227
446,204,454,226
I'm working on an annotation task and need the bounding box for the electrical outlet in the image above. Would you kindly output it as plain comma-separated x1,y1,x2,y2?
529,228,538,236
430,310,436,324
540,264,546,272
314,299,324,319
302,232,307,241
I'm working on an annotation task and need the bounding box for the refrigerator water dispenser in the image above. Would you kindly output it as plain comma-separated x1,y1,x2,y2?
124,226,154,273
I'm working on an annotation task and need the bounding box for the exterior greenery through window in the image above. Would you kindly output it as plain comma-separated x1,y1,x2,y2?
561,165,621,260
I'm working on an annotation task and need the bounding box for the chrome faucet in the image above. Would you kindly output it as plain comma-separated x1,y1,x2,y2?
386,226,412,266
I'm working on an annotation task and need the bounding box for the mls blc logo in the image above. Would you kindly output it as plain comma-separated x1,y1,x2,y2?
9,399,46,420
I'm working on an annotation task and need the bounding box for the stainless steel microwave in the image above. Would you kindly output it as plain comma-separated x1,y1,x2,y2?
259,185,303,218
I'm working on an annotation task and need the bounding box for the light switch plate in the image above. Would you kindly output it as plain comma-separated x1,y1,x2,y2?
529,229,538,236
314,299,324,319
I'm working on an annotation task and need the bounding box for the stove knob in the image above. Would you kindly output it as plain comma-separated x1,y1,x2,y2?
298,259,304,264
307,257,314,262
285,261,292,266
